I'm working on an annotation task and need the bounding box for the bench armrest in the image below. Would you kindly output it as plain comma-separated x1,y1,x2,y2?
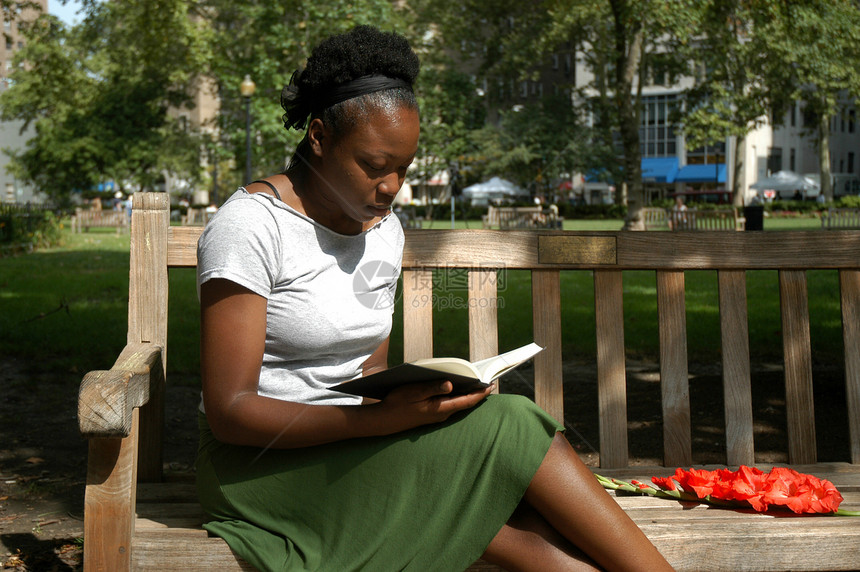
78,342,164,438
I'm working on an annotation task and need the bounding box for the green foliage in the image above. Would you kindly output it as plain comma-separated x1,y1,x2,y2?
459,94,596,193
765,200,824,215
836,196,860,209
0,1,211,204
201,0,406,183
0,204,64,254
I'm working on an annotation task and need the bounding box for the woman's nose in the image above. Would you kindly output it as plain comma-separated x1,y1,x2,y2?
377,172,402,196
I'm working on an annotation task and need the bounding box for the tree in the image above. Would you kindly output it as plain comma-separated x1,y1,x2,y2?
680,1,795,208
459,94,597,198
200,0,406,190
761,0,860,201
0,0,210,204
414,0,700,227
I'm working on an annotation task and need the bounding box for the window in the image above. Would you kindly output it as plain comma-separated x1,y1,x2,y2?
802,106,816,128
790,148,796,172
848,152,855,174
791,103,796,127
520,81,528,98
850,109,856,133
767,147,783,174
639,94,679,157
552,54,559,70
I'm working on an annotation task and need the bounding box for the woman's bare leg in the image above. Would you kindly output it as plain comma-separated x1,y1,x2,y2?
523,434,674,571
483,502,601,571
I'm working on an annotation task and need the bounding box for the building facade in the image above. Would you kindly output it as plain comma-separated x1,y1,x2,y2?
0,0,47,204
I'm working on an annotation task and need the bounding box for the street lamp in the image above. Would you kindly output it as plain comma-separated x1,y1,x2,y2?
240,75,256,185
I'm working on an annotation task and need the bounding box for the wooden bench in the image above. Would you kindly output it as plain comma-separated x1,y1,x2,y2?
395,206,424,229
482,205,562,229
78,192,860,571
180,207,213,226
821,208,860,230
670,208,746,231
641,207,670,230
72,207,129,234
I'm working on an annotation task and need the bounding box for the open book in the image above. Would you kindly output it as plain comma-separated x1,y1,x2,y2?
331,342,543,400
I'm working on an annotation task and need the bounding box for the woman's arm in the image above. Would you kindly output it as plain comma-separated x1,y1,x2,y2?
200,278,491,449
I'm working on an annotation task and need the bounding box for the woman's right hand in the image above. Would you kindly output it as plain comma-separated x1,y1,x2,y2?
369,380,494,433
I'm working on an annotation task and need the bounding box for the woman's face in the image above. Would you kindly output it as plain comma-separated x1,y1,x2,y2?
310,104,420,226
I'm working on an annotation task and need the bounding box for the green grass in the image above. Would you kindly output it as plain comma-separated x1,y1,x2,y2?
0,219,844,387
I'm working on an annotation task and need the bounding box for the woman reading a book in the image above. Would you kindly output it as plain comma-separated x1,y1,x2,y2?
195,25,672,572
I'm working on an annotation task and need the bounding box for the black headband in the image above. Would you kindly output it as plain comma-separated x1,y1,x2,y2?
310,74,412,113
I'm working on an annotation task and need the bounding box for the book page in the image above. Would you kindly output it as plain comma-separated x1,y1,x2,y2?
411,356,481,379
472,342,543,382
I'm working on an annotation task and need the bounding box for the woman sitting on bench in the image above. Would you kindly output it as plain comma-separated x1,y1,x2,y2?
195,25,672,572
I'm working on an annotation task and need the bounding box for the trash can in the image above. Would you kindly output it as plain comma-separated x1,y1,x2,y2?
744,205,764,231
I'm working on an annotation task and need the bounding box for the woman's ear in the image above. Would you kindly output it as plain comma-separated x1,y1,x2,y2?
307,118,327,158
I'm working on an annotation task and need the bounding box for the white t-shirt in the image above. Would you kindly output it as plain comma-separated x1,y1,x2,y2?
196,189,404,407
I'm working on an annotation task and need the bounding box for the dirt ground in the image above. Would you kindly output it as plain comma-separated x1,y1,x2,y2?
0,356,851,571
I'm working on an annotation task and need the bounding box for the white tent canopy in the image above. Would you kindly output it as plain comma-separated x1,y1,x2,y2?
462,177,529,201
750,170,820,194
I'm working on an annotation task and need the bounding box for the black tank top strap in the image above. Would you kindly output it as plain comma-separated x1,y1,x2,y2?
247,179,282,201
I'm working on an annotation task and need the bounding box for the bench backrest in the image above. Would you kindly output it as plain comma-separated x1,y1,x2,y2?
136,192,860,474
641,207,669,230
670,208,743,231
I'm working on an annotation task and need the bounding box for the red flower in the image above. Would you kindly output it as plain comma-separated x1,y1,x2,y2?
648,465,844,514
651,475,677,491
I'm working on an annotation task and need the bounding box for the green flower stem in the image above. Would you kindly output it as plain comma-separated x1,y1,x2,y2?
833,509,860,517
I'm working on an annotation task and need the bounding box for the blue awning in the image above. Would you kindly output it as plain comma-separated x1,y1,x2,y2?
675,164,726,183
585,168,613,184
641,157,679,183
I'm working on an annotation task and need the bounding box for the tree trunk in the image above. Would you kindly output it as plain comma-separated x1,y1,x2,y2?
819,114,833,201
733,134,745,208
610,0,645,230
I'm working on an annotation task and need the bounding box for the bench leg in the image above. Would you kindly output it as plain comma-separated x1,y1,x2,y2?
84,410,139,572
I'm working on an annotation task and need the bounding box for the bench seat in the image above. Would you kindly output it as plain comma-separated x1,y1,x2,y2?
129,466,860,571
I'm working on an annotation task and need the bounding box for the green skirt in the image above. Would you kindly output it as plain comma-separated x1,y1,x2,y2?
196,394,562,572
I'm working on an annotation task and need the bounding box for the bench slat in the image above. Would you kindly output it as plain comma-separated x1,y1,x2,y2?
401,230,860,270
657,270,693,466
468,269,499,364
402,269,434,361
841,269,860,464
594,270,629,469
132,531,255,571
718,270,755,466
779,270,817,464
166,226,203,267
532,270,564,423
